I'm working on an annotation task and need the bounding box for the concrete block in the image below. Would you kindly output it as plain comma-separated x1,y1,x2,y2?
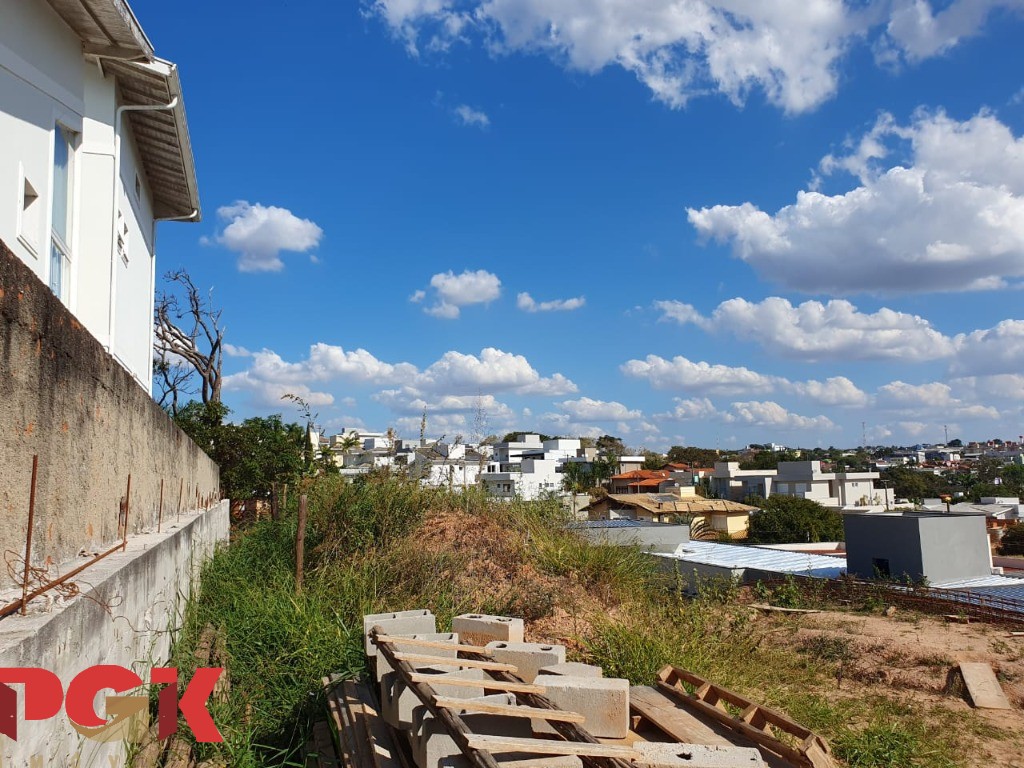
374,632,460,681
538,662,603,678
441,755,583,768
533,675,629,738
380,666,485,729
413,694,532,768
363,609,436,655
452,613,525,645
485,641,566,683
632,742,765,767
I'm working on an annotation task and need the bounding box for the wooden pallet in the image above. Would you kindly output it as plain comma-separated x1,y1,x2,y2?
369,625,637,768
655,666,833,768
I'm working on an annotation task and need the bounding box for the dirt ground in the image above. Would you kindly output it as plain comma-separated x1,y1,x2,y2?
765,608,1024,767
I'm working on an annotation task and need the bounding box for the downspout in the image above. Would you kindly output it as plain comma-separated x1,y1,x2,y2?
106,97,178,356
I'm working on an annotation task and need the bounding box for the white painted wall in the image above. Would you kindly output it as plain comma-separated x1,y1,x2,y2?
0,0,162,391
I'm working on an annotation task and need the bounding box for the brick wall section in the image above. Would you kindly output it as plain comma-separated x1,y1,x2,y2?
0,238,219,589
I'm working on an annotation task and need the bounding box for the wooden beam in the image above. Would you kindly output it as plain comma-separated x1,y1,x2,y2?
408,674,544,695
372,627,502,768
374,634,494,656
463,735,639,760
433,696,586,724
394,652,518,673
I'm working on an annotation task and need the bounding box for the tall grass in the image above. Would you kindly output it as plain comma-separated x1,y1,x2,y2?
170,474,992,767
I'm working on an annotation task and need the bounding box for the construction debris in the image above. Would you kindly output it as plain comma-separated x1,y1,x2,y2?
958,662,1013,710
311,611,835,768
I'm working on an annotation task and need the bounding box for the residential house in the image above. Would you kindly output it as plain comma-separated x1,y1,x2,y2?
609,469,675,494
480,434,583,500
587,489,757,539
1,0,200,392
712,460,893,509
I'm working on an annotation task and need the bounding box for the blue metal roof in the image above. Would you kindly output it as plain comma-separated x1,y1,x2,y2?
654,540,847,579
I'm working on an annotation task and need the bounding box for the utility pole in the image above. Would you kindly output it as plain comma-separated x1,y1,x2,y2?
861,421,867,449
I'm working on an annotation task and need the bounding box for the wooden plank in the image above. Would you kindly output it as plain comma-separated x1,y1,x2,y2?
163,735,193,768
629,686,732,747
375,634,494,656
313,720,342,768
463,735,639,759
394,652,519,673
750,604,821,615
409,674,545,695
129,722,166,768
352,681,405,768
433,695,586,724
959,662,1013,710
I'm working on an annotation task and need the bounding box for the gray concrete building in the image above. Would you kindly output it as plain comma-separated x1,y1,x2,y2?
843,512,993,585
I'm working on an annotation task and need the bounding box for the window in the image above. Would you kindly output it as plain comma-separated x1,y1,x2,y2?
17,167,41,255
49,124,75,301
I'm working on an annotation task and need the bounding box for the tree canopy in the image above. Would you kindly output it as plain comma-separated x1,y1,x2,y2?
745,495,845,544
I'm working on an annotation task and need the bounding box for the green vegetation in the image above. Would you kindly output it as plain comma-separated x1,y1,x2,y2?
745,495,845,544
170,473,997,767
999,525,1024,556
174,401,332,501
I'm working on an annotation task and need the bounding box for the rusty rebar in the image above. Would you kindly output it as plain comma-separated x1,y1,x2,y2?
0,540,125,620
21,455,39,616
158,478,164,533
122,474,132,551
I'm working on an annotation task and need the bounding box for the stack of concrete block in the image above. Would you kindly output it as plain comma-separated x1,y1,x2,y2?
533,675,630,738
632,742,766,767
538,662,603,678
381,666,486,729
363,609,437,656
484,641,566,683
452,613,525,645
375,633,460,681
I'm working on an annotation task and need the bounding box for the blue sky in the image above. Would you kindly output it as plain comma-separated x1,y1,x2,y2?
147,1,1024,450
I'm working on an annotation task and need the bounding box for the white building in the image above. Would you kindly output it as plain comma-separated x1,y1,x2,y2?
711,461,894,509
480,434,583,501
1,0,200,392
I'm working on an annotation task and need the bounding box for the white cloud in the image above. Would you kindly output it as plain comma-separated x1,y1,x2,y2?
558,397,642,422
874,379,1001,421
374,389,516,421
417,269,502,318
688,110,1024,294
951,320,1024,374
876,380,954,407
728,401,835,431
223,343,252,358
417,348,577,395
224,344,577,408
879,0,1022,64
656,397,721,421
370,1,1015,114
786,377,869,407
657,396,834,431
656,297,955,361
208,201,323,273
517,292,586,313
621,355,777,396
620,354,866,406
454,104,490,127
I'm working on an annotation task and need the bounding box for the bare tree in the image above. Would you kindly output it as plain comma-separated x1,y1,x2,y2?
154,269,223,412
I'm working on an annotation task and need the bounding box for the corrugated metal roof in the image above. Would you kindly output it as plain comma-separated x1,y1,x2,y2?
655,540,846,579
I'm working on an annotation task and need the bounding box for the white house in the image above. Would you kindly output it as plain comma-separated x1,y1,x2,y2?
480,434,583,500
1,0,200,392
712,460,894,509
